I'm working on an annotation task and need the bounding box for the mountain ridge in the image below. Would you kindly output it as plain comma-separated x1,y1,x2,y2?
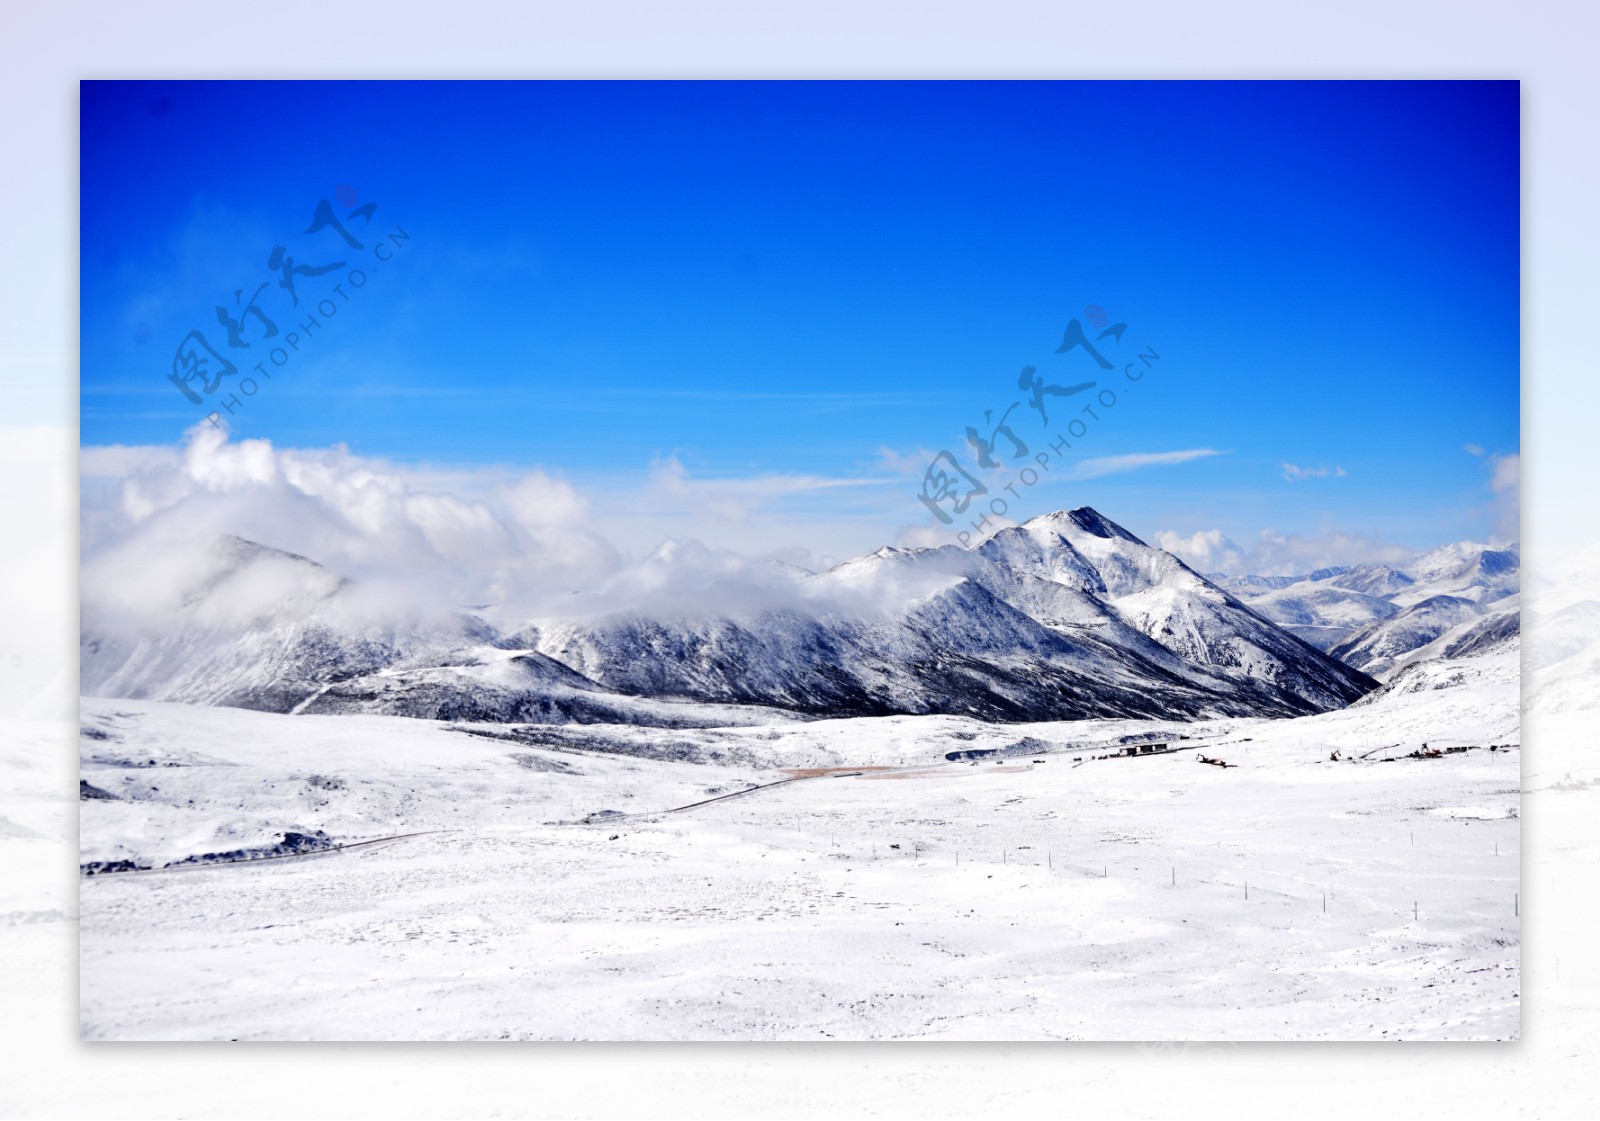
1209,541,1520,677
82,507,1382,725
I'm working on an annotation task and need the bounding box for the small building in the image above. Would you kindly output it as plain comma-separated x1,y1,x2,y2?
1119,743,1170,758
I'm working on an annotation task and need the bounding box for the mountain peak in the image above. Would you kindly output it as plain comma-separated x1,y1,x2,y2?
1023,507,1148,547
212,534,324,570
88,502,1382,725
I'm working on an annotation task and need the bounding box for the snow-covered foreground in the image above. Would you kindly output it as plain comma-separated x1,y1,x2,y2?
79,652,1520,1041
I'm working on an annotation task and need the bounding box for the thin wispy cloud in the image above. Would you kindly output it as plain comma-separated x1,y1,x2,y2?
642,456,901,523
874,445,942,479
1458,443,1518,544
1066,448,1225,481
1282,463,1348,483
596,388,953,404
1486,451,1519,544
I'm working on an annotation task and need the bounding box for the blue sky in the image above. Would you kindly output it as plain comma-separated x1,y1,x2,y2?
80,80,1520,566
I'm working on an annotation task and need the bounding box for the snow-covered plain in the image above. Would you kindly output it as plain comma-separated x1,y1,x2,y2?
79,646,1520,1041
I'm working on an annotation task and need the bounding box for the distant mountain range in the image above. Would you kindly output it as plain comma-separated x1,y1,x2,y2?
1208,541,1520,680
82,508,1389,727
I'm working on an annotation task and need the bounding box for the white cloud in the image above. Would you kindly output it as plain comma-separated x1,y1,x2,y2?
874,445,943,479
1281,463,1348,483
1066,448,1225,481
1151,528,1238,572
895,524,956,550
1154,526,1415,577
643,456,897,523
82,422,621,623
1453,446,1519,545
86,426,1517,638
1487,451,1520,544
81,427,942,639
80,444,180,478
1160,448,1522,575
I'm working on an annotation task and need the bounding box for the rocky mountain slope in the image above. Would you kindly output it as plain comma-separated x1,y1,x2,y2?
82,510,1379,725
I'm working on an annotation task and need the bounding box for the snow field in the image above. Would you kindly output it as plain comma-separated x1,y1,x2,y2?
80,679,1519,1040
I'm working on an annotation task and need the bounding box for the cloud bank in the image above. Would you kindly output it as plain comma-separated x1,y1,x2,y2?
1153,527,1417,578
82,423,621,625
79,426,1521,635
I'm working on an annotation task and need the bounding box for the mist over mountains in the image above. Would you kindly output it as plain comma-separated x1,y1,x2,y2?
1209,540,1520,680
83,507,1420,726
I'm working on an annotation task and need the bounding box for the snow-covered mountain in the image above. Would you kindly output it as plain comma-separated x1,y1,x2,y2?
1211,541,1520,679
81,509,1379,725
1229,583,1401,652
522,509,1375,721
80,535,631,724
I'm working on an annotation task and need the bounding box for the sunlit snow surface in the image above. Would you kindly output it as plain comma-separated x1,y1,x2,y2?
78,645,1520,1040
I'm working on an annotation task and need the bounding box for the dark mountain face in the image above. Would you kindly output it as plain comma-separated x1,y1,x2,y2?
82,509,1380,726
523,507,1377,721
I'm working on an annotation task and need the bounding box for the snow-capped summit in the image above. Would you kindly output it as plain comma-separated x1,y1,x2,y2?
1023,506,1149,545
1394,542,1519,606
1322,563,1414,599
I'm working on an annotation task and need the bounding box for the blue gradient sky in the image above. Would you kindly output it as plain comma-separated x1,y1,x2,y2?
80,80,1520,561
